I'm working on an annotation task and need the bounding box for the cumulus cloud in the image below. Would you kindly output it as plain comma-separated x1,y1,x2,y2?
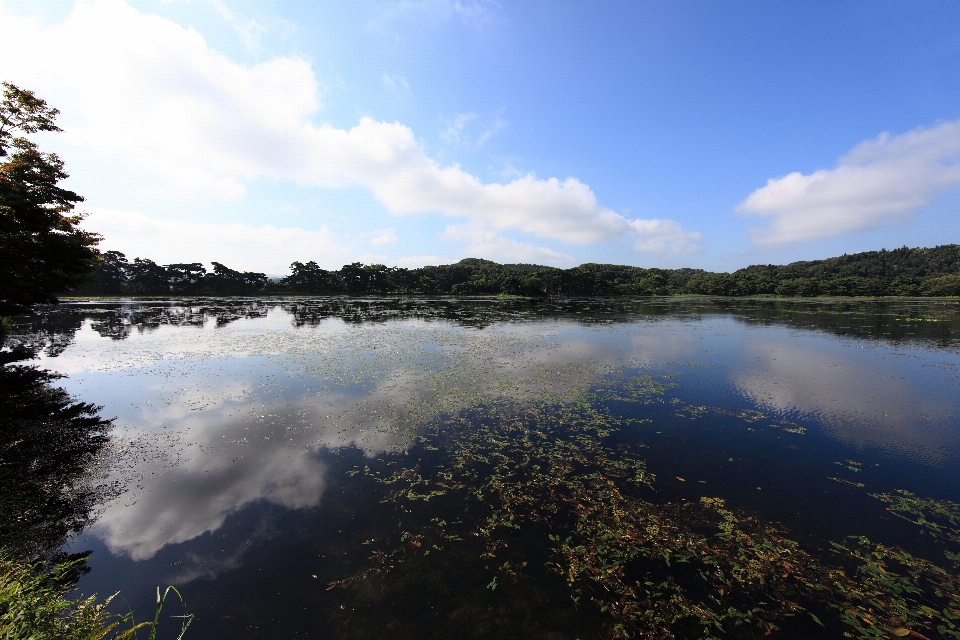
95,440,329,561
441,111,505,146
629,219,703,254
369,228,398,246
476,114,506,146
205,0,267,52
1,0,322,200
0,0,700,255
737,120,960,245
82,208,350,273
393,255,456,268
441,112,478,143
442,224,575,265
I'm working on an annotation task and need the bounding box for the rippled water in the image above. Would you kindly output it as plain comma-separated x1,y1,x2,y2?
7,297,960,639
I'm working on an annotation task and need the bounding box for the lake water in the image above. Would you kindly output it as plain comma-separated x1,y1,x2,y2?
8,297,960,639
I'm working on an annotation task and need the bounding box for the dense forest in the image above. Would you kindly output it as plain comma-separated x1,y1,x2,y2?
70,244,960,298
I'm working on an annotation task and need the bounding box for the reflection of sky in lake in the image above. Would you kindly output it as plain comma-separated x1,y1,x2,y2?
50,308,693,566
21,299,959,636
733,335,960,463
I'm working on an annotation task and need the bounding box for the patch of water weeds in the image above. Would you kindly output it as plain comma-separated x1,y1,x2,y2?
331,374,960,640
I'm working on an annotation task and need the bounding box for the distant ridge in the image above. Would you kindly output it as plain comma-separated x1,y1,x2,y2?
70,244,960,298
738,244,960,281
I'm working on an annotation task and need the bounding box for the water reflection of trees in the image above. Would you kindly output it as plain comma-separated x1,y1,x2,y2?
3,309,86,357
5,297,959,360
718,298,960,348
0,361,114,564
4,301,273,350
90,301,269,333
283,297,960,348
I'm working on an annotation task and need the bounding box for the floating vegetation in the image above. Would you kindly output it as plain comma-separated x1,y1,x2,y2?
836,460,864,473
829,535,960,640
828,477,867,489
871,490,960,557
329,375,960,639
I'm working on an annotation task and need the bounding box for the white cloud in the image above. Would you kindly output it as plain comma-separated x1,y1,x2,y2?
393,255,456,268
370,228,398,246
441,112,477,143
354,251,390,265
441,110,505,146
476,113,506,146
81,208,350,273
737,120,960,245
1,0,321,200
495,160,525,181
381,73,410,93
442,224,575,265
454,0,501,28
205,0,266,51
95,438,329,561
0,0,701,255
629,218,703,254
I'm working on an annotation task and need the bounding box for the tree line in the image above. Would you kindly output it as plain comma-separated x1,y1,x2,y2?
71,244,960,298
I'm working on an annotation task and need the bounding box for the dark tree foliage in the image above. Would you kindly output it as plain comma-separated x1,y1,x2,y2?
0,363,113,562
0,83,101,315
670,245,960,298
164,262,207,294
206,261,267,295
741,244,960,280
924,275,960,296
78,250,128,295
75,253,272,295
283,260,339,293
67,244,960,298
125,257,169,294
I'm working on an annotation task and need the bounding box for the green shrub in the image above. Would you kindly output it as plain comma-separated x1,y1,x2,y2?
922,274,960,296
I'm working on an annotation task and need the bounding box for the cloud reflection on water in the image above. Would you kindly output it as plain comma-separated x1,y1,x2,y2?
733,339,960,463
58,311,686,568
25,300,959,584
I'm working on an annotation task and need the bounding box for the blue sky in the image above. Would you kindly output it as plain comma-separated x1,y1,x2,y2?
2,0,960,274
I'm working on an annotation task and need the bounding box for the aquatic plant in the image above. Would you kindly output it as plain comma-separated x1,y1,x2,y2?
870,490,960,556
331,375,960,639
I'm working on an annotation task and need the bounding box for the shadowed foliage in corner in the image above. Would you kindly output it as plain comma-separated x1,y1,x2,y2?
0,363,113,563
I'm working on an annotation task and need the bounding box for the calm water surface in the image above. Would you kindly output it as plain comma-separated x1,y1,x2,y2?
8,297,960,639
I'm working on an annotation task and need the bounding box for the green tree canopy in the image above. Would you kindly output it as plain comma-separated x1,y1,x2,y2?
0,82,100,315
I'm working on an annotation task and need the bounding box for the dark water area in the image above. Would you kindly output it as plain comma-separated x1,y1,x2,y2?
4,296,960,639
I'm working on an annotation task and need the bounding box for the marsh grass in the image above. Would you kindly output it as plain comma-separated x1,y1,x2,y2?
0,555,192,640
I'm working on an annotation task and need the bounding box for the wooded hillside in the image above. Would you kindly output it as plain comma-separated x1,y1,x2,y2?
70,244,960,297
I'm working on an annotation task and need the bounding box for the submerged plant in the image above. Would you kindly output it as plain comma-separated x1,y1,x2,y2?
330,374,960,639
